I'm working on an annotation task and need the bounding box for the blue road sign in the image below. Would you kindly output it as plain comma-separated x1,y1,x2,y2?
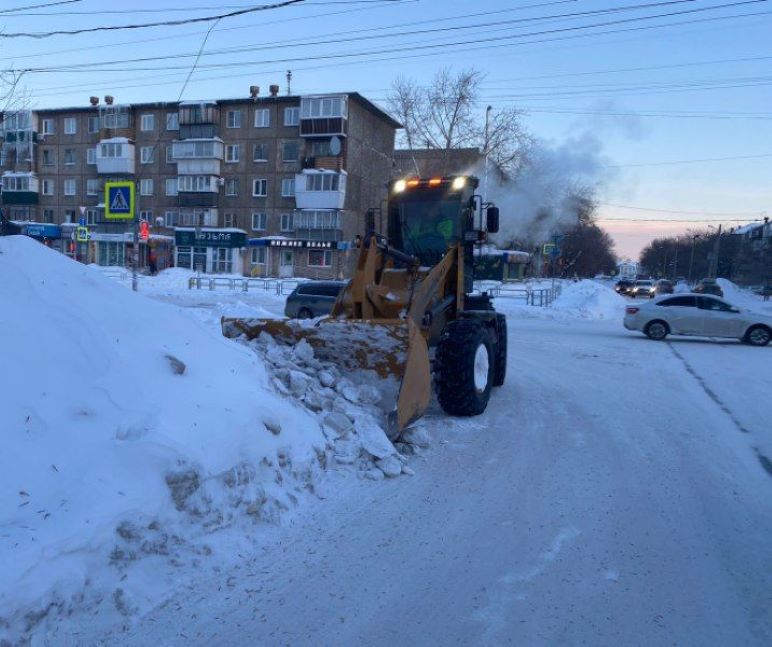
104,181,135,220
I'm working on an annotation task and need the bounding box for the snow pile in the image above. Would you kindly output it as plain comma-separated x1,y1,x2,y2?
717,278,772,314
550,280,627,320
0,236,404,641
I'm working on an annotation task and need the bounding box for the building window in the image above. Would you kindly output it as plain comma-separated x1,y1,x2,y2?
42,149,56,166
43,209,55,223
300,96,346,119
87,116,99,133
140,210,153,222
251,212,267,231
252,178,267,197
64,179,76,196
305,173,340,191
42,179,55,196
254,108,270,128
281,178,295,197
253,143,268,162
140,178,153,196
225,178,238,196
284,107,300,126
41,118,55,135
250,247,267,265
225,144,240,163
308,249,332,267
86,179,99,195
311,140,334,157
282,141,299,163
64,149,76,165
100,142,123,158
166,145,175,163
164,210,179,227
140,146,155,164
86,209,98,225
224,213,238,228
140,114,155,131
166,112,179,130
87,148,96,165
226,110,242,128
280,213,291,231
165,178,178,196
64,117,77,135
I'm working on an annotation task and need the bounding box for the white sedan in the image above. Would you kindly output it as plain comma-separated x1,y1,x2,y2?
623,293,772,346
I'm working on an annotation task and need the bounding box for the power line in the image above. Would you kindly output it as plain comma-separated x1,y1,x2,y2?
8,0,700,70
597,217,762,222
0,0,80,14
520,107,772,121
606,153,772,168
0,0,308,39
599,203,765,216
15,0,769,72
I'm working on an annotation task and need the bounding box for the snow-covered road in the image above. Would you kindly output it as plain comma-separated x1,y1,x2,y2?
93,310,772,646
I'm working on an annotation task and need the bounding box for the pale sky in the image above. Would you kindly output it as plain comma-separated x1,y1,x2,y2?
2,0,770,261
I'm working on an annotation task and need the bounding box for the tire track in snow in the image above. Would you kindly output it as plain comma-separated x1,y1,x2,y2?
667,343,772,478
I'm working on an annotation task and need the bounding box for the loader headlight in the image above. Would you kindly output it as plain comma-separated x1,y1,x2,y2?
393,179,407,193
452,176,466,191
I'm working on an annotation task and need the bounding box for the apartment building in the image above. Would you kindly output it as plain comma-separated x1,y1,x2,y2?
0,87,399,277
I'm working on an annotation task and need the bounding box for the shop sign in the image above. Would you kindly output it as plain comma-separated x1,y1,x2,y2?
250,238,338,249
25,223,61,239
175,229,247,248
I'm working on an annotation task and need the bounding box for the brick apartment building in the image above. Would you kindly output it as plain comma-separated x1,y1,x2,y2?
0,87,399,278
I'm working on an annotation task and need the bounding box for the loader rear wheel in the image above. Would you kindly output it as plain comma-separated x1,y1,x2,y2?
492,313,507,387
435,319,494,417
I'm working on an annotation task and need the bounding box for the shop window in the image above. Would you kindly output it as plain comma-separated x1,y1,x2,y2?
308,249,332,267
251,247,267,264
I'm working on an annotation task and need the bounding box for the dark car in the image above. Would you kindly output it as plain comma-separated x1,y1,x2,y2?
694,278,724,298
655,279,674,295
284,280,347,319
615,279,635,295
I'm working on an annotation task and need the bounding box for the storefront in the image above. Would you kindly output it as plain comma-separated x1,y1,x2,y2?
10,222,66,254
247,237,343,278
174,228,247,274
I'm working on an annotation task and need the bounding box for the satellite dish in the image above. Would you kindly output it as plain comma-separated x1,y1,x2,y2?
329,136,341,156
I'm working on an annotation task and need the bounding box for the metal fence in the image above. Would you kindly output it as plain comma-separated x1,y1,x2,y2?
474,280,563,307
187,275,308,295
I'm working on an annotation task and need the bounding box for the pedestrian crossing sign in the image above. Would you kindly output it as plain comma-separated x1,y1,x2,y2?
105,181,135,220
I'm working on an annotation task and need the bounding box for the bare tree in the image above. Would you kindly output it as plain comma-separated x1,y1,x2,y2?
1,69,27,113
388,67,531,177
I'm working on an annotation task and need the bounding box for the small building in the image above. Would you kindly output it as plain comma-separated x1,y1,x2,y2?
617,260,639,279
473,245,531,281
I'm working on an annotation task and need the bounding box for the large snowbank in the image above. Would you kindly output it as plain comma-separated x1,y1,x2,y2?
494,280,626,321
0,237,403,639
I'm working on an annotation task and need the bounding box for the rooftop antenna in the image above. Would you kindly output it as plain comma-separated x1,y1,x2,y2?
286,70,292,95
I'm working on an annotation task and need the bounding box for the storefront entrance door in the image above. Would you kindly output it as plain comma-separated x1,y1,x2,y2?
279,250,294,278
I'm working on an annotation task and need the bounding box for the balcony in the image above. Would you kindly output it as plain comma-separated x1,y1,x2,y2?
294,171,346,210
299,95,348,138
302,156,344,172
98,105,133,140
172,138,224,175
179,101,219,139
1,172,39,204
96,137,135,175
178,192,218,208
292,209,342,241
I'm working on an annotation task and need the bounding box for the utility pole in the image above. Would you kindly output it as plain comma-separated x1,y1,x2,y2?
483,105,492,205
688,234,698,284
673,241,679,280
132,190,139,292
708,224,722,279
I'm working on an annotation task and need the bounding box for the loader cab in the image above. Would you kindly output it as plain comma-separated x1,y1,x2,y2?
387,175,479,268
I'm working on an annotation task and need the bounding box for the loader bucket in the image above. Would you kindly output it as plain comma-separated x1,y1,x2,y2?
222,316,432,434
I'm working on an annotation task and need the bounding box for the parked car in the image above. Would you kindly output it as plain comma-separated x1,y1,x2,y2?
694,278,724,297
623,293,772,346
615,279,635,295
630,279,656,299
655,279,674,295
284,280,347,319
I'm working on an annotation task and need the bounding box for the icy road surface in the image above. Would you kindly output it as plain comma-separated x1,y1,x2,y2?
93,304,772,646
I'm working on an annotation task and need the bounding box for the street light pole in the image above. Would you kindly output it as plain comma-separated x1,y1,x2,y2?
708,224,722,279
688,234,698,284
483,105,492,206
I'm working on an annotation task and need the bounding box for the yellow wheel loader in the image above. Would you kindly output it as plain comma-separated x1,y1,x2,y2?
222,175,507,435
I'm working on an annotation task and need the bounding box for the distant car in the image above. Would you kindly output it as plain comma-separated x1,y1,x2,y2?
655,279,674,295
615,279,635,295
630,279,656,299
284,280,347,319
694,278,724,297
623,293,772,346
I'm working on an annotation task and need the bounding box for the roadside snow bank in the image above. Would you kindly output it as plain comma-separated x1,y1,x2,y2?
717,278,772,314
495,280,626,321
0,237,404,641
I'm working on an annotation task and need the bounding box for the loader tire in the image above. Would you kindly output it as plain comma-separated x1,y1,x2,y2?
492,313,507,387
435,319,493,417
